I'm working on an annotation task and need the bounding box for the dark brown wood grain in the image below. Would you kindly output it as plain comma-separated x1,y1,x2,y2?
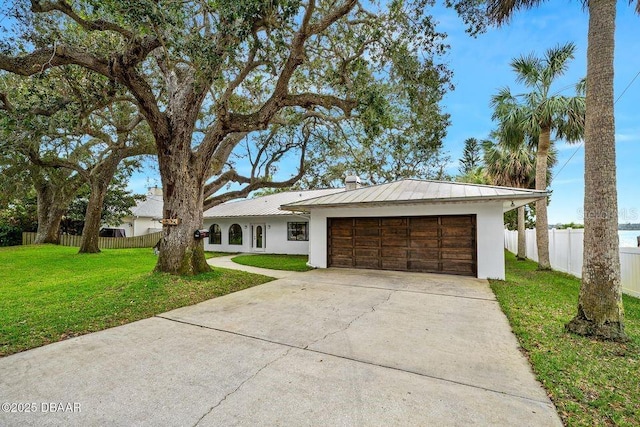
327,215,477,276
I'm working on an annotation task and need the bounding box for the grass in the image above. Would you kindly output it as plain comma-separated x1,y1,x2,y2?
490,251,640,426
0,245,274,357
231,254,313,272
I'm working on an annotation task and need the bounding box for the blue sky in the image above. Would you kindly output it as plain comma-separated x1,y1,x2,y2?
435,2,640,224
41,2,632,225
1,1,635,224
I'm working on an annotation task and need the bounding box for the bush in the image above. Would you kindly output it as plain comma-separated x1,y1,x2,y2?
0,225,22,247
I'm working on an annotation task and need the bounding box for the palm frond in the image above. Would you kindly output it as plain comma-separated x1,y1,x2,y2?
543,42,576,84
486,0,549,25
511,54,542,87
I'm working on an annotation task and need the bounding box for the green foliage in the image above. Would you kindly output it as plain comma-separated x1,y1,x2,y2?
491,42,585,147
490,252,640,426
503,204,535,230
0,226,22,247
556,222,585,230
458,137,483,175
455,165,489,184
0,189,38,234
0,245,273,356
61,168,142,234
232,254,313,272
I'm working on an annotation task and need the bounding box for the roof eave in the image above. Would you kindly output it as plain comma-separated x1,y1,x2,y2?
281,192,548,212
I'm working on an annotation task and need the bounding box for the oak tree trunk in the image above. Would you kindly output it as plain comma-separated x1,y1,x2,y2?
566,0,626,341
535,127,551,270
154,134,211,275
78,183,108,253
517,205,526,260
78,158,122,253
34,183,67,244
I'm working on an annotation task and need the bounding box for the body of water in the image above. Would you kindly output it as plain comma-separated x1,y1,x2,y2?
619,230,640,248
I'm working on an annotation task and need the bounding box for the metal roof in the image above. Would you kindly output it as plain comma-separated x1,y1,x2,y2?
281,179,548,212
131,194,164,219
203,188,344,218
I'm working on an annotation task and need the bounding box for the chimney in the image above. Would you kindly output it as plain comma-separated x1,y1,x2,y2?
147,186,163,196
345,175,361,191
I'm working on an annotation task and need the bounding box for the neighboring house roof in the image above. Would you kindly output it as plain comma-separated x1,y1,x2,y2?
281,179,547,212
203,188,345,218
130,194,164,219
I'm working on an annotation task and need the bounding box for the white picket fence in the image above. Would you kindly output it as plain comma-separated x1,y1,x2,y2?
504,228,640,298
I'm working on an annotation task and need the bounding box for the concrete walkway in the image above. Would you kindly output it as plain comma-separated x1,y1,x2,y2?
206,254,302,279
0,268,561,426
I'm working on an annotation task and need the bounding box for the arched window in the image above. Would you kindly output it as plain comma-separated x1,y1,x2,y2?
209,224,221,245
229,224,243,245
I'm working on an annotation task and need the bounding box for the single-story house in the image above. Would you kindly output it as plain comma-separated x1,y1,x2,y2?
111,187,164,237
202,188,343,255
203,177,545,279
281,178,546,280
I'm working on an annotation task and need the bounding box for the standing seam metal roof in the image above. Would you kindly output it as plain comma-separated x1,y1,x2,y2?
281,179,547,211
203,188,344,218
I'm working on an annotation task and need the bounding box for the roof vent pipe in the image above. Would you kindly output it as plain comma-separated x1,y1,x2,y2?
345,175,361,191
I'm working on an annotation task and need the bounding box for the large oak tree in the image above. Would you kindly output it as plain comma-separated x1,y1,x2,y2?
0,0,455,274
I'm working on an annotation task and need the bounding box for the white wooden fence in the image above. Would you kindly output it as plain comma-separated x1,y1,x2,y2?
505,228,640,298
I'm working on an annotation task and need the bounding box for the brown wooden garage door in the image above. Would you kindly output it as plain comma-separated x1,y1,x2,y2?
327,215,477,276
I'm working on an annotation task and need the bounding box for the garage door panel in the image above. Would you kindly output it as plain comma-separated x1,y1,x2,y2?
409,217,439,226
381,218,408,227
382,237,409,247
441,250,475,261
441,216,474,226
328,215,476,277
355,258,380,268
331,257,354,267
331,228,353,238
382,227,408,237
355,237,380,247
355,248,379,258
355,227,380,237
331,237,354,247
409,239,439,248
441,261,476,275
331,218,353,227
408,260,441,271
441,237,475,248
330,247,353,257
382,247,408,258
355,218,379,227
409,229,438,240
382,258,408,270
441,227,474,238
409,248,441,259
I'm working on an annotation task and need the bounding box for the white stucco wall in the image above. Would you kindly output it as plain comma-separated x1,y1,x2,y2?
306,202,506,280
203,215,311,255
110,216,163,237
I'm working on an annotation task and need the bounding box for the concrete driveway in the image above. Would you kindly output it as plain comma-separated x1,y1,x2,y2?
0,268,561,426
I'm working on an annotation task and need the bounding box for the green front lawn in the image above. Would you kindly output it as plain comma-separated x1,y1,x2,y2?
232,254,313,272
0,245,273,357
490,252,640,426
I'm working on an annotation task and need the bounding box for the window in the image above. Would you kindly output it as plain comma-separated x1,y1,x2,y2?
209,224,221,245
287,222,309,241
229,224,243,245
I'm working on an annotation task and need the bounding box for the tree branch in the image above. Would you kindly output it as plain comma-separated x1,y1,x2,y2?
31,0,134,39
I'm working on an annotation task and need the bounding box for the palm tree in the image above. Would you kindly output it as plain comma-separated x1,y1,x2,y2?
483,137,554,261
491,42,585,271
487,0,637,340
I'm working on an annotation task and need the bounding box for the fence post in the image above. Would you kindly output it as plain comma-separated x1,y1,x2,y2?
567,228,572,275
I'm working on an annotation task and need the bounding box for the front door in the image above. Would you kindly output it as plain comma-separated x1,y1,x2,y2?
252,224,266,252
